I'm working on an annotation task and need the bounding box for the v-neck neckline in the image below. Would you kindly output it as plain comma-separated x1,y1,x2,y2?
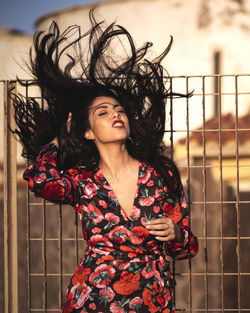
95,161,143,219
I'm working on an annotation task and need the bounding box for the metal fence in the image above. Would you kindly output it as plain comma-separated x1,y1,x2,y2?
1,75,250,312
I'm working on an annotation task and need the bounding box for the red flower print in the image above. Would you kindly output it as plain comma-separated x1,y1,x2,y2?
138,166,153,184
28,179,34,190
142,261,158,279
89,303,96,310
40,181,65,199
147,180,154,187
140,217,149,226
83,181,98,198
62,291,75,313
113,272,140,295
105,213,120,224
97,254,115,265
189,235,199,256
181,196,187,208
92,227,101,234
130,206,141,219
139,196,155,206
34,173,47,183
85,203,104,223
110,301,125,313
49,168,61,179
109,226,128,244
108,191,116,199
128,226,149,245
154,189,160,198
156,293,165,307
115,260,131,270
72,266,91,285
120,245,134,253
120,208,128,220
66,167,81,176
89,234,113,248
99,200,107,208
81,226,88,240
89,264,115,288
99,287,115,302
163,203,182,224
132,226,149,238
129,297,143,309
182,217,189,227
74,285,92,309
153,205,160,213
142,288,158,313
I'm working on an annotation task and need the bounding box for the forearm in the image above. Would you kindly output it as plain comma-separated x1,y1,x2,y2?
23,143,77,204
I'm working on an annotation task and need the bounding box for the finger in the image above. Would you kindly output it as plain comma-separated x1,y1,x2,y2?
147,218,170,225
147,223,171,230
155,234,176,241
66,112,72,133
149,229,172,237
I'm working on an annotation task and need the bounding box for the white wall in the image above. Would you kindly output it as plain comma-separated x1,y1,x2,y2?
35,0,250,137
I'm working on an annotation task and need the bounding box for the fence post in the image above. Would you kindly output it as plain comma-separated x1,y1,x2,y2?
3,81,18,313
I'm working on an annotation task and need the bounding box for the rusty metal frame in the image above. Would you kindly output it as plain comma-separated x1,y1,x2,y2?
3,81,18,313
2,75,250,312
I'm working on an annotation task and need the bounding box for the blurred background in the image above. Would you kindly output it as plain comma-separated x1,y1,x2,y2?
1,0,250,312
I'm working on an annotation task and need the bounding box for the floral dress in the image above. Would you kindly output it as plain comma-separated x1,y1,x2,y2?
24,144,198,313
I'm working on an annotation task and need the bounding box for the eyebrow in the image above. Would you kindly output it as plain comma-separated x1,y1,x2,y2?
91,102,122,114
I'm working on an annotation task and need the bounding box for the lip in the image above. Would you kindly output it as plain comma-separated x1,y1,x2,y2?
112,120,125,128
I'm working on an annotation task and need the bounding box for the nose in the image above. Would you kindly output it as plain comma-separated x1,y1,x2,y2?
112,110,121,119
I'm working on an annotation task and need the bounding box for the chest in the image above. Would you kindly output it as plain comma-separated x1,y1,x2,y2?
76,165,170,237
104,173,138,218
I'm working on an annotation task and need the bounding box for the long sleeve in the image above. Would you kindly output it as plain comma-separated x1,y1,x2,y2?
164,179,199,260
23,143,81,205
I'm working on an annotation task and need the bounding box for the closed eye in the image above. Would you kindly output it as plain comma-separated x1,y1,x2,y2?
98,111,107,116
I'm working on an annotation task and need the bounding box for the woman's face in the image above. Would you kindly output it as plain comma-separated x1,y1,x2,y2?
85,96,130,146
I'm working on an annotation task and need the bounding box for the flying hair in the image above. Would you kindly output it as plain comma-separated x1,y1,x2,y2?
12,9,190,197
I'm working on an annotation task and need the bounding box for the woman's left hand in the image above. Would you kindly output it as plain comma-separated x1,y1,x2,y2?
146,217,184,243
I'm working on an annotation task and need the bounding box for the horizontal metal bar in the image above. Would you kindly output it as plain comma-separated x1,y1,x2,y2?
176,309,250,312
175,272,250,276
29,236,250,241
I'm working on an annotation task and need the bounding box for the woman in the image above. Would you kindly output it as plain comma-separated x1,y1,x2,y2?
13,10,198,313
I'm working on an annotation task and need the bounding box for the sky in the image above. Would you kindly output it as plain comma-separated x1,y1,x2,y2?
0,0,105,34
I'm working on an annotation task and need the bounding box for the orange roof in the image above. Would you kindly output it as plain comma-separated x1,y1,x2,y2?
179,112,250,145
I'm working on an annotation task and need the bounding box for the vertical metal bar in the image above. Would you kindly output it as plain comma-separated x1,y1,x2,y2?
25,83,31,313
42,199,47,312
75,212,79,267
3,81,18,313
186,77,192,313
202,76,208,312
169,76,175,306
41,86,47,312
218,75,224,313
169,77,174,160
58,204,63,309
234,75,241,312
26,162,31,313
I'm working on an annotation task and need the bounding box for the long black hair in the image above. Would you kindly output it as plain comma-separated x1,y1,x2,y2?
12,10,189,196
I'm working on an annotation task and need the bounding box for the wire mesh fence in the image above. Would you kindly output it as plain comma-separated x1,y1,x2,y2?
1,74,250,312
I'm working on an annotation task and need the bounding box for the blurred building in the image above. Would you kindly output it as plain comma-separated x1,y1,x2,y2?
1,0,250,312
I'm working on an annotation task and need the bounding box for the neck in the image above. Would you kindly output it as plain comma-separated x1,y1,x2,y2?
98,143,135,179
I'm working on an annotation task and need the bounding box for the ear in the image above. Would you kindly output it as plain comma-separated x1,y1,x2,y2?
84,129,95,140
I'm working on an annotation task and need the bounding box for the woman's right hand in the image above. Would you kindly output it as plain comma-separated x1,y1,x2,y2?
49,112,72,148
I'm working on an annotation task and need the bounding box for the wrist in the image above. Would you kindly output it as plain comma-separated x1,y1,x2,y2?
174,224,185,244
